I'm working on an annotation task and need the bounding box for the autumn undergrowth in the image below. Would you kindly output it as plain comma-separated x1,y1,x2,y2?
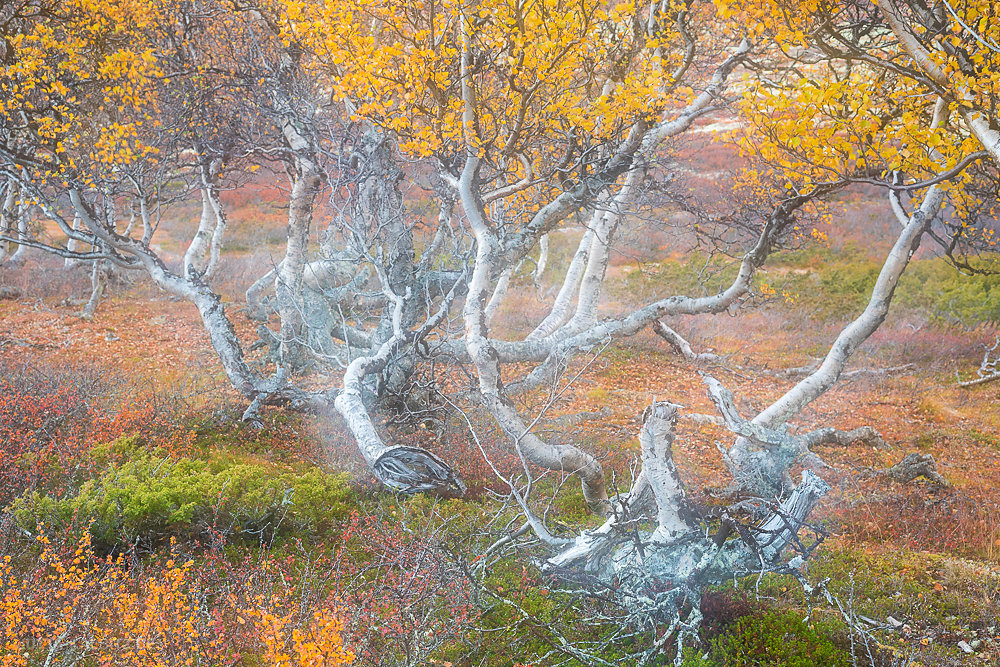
4,238,1000,665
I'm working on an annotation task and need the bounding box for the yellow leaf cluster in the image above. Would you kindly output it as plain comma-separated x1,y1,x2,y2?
0,532,354,666
289,0,692,160
721,0,999,215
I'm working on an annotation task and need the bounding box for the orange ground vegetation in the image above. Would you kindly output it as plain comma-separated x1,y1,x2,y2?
0,532,353,667
1,243,998,663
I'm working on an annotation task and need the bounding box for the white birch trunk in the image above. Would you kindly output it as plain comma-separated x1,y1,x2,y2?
545,400,830,631
183,186,216,279
205,182,227,279
527,226,594,340
562,169,641,333
0,183,15,263
639,403,693,541
8,194,30,265
64,213,82,268
458,28,609,513
532,233,549,286
81,259,107,320
718,186,945,492
752,188,943,428
484,265,513,327
184,160,226,280
274,122,322,368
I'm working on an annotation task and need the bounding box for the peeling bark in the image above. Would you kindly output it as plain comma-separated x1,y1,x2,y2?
334,335,465,495
639,402,694,541
801,426,887,450
274,120,322,370
544,402,829,666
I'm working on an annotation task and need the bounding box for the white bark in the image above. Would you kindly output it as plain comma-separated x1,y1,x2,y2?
958,335,1000,387
484,265,513,327
527,226,594,340
462,168,610,513
333,327,465,494
546,401,830,619
246,264,280,321
183,159,224,280
64,213,82,268
183,187,216,279
274,121,322,368
701,185,945,493
0,182,15,263
653,321,722,363
64,188,292,407
752,187,944,428
961,110,1000,167
639,403,692,541
458,27,609,513
561,177,638,333
81,259,107,320
532,233,549,286
8,194,29,265
205,181,227,280
534,41,751,340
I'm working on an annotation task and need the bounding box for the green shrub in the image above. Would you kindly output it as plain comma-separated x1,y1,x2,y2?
773,247,1000,324
12,436,351,549
896,255,1000,325
682,609,849,667
607,244,1000,325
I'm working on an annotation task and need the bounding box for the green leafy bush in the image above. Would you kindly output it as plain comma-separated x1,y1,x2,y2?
12,436,351,549
896,256,1000,325
773,247,1000,324
682,609,849,667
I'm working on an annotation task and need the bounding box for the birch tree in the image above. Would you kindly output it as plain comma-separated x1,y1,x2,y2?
2,0,998,659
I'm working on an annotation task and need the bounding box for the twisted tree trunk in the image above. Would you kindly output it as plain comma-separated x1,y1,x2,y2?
543,402,829,666
722,185,944,494
274,120,322,371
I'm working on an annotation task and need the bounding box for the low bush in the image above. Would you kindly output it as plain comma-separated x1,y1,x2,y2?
0,363,161,504
12,436,352,550
0,531,354,667
682,608,850,666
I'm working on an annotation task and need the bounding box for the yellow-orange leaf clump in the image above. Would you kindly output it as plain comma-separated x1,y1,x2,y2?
0,532,354,667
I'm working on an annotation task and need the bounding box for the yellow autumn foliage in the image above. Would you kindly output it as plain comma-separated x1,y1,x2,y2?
0,532,353,666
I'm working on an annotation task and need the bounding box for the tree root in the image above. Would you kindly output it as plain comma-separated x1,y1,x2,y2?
884,452,948,486
800,425,888,450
